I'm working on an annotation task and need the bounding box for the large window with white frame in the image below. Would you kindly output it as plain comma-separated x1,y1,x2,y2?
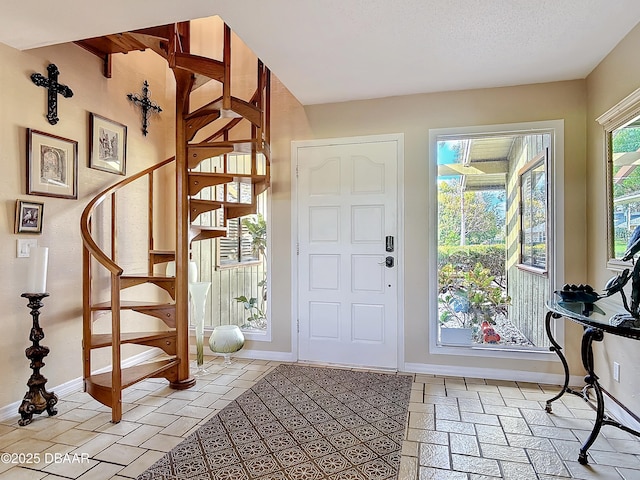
431,121,564,358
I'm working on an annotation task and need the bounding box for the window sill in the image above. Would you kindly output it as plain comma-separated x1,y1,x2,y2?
432,342,556,361
517,264,548,276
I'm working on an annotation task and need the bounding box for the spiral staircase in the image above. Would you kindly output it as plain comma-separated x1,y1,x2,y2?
78,21,270,423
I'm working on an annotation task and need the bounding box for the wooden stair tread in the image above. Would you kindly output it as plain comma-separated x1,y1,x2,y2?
149,250,175,265
91,300,174,310
174,52,224,82
189,172,266,181
190,226,227,242
225,203,257,222
190,199,222,219
122,274,175,280
150,249,175,255
188,172,267,196
122,32,168,59
91,331,175,348
75,34,147,56
189,139,266,154
87,359,179,390
187,144,234,168
183,96,261,138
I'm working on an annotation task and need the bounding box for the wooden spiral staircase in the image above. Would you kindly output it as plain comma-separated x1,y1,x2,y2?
79,21,270,423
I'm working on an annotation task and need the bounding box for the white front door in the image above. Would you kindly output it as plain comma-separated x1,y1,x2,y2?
295,136,401,369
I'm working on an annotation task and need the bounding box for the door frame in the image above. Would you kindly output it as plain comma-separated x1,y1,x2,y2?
291,134,405,369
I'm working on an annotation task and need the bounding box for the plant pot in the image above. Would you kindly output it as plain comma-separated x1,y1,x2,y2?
440,327,473,345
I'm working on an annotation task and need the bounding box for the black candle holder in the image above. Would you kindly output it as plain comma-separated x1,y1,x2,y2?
18,293,57,426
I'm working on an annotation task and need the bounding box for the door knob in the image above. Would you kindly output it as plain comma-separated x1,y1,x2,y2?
379,256,394,268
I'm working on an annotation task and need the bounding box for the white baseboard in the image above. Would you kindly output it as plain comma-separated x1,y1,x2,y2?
234,349,296,362
0,349,161,423
403,362,583,386
190,344,295,363
603,391,640,433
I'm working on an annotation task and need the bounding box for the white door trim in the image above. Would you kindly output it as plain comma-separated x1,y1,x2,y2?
291,134,405,369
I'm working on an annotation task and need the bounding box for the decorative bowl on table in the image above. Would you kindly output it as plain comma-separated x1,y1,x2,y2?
554,284,601,304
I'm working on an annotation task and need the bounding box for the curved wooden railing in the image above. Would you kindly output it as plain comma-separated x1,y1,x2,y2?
80,156,176,415
80,156,175,275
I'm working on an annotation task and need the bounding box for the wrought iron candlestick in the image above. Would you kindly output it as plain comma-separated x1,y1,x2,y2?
18,293,57,426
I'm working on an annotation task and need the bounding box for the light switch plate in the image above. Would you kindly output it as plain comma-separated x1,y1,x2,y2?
17,238,38,258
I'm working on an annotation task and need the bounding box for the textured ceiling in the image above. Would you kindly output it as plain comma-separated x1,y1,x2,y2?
2,0,640,105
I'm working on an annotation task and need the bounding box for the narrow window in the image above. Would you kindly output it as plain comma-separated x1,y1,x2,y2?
519,151,548,273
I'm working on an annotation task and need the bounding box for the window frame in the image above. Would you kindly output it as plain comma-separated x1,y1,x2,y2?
517,151,549,276
596,87,640,269
428,120,565,362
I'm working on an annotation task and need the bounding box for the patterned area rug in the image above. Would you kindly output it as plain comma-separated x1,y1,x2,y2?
137,364,412,480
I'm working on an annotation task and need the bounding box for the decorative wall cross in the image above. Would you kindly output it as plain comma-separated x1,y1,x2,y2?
127,80,162,136
31,64,74,125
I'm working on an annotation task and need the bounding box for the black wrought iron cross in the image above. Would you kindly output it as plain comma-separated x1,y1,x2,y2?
127,80,162,136
31,64,73,125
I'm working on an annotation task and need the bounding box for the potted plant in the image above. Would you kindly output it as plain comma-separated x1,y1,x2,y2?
234,295,267,330
438,262,510,344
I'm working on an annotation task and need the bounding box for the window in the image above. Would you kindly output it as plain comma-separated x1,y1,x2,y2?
190,152,270,336
519,151,548,272
431,122,563,357
218,217,257,266
596,87,640,266
608,115,640,261
212,163,266,269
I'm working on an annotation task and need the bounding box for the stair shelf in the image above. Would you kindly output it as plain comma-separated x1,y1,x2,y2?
80,20,270,423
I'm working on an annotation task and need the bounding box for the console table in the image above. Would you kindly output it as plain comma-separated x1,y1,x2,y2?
545,299,640,464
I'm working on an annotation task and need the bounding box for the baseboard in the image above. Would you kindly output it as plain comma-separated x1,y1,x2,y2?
403,362,583,386
602,387,640,433
188,342,295,362
0,348,161,423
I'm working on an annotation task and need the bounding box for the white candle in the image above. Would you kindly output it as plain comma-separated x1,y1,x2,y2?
27,247,48,293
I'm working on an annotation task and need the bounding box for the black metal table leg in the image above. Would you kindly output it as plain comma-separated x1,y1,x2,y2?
577,327,605,464
545,311,582,412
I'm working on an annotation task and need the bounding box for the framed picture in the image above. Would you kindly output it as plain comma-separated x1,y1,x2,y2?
27,129,78,199
89,113,127,175
15,200,44,234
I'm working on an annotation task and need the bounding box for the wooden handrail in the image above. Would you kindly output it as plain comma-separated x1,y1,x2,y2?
80,156,175,275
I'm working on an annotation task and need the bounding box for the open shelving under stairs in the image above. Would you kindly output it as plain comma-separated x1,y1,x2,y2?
79,20,270,422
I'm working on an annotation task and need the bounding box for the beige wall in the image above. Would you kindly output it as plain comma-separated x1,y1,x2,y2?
586,22,640,412
0,41,175,408
300,81,587,376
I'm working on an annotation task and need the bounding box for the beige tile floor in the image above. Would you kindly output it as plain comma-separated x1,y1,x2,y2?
0,357,639,479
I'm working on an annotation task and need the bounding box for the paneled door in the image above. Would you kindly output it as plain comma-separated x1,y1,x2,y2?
295,136,401,369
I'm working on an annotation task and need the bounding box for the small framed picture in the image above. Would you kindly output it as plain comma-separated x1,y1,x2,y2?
89,113,127,175
27,129,78,199
15,200,44,234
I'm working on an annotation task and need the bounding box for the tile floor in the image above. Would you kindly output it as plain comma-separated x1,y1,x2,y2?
0,357,638,479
